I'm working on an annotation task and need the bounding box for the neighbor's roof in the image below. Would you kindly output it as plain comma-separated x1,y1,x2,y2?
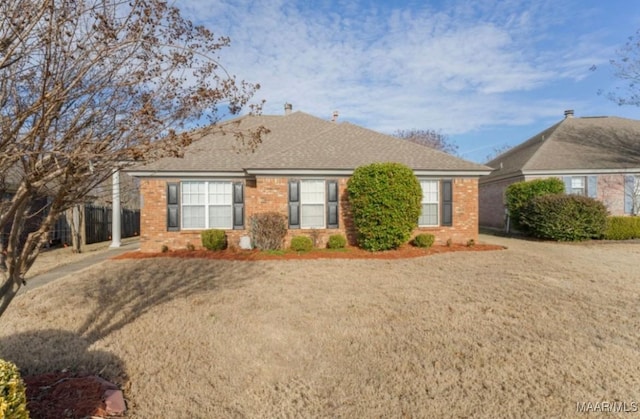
129,111,490,176
483,115,640,182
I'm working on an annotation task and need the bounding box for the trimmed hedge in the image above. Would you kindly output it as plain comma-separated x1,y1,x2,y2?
290,236,313,252
505,178,565,231
327,234,347,249
520,194,608,241
201,229,227,250
0,359,29,419
604,216,640,240
347,163,422,251
413,233,435,248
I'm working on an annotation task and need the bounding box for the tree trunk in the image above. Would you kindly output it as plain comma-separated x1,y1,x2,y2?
0,270,22,318
70,205,83,253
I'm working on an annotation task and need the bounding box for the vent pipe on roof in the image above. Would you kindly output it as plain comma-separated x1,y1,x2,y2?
331,110,339,122
564,109,574,119
284,103,293,116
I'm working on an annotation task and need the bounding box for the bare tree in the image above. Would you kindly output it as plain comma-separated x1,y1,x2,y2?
485,144,513,163
602,29,640,106
393,129,458,155
0,0,266,316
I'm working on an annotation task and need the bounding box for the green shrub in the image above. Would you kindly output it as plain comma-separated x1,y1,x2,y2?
327,234,347,249
161,244,169,253
413,233,435,248
200,229,227,251
604,216,640,240
505,178,565,231
290,235,313,252
0,359,29,419
347,162,422,251
250,212,287,250
520,194,608,241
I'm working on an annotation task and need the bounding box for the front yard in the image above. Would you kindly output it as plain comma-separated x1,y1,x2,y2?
1,235,639,417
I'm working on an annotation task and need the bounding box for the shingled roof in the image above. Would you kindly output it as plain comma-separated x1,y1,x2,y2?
484,114,640,182
130,111,490,176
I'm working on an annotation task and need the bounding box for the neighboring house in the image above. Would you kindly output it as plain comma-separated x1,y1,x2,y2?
127,105,491,252
479,110,640,229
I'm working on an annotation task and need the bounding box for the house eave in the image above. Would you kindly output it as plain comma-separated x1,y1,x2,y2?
246,168,492,177
125,170,247,178
522,168,640,176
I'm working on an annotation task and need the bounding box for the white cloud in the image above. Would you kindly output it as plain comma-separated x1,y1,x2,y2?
175,0,640,152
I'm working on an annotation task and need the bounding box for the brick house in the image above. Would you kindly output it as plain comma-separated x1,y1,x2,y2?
480,110,640,229
128,106,491,252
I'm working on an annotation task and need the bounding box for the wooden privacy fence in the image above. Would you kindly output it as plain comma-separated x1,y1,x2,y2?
51,205,140,246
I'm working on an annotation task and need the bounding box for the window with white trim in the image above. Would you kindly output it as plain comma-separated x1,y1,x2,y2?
300,179,325,228
570,176,586,196
181,181,232,229
419,180,439,226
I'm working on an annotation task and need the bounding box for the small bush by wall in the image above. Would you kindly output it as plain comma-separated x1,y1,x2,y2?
604,216,640,240
201,229,227,250
347,162,422,251
290,236,313,252
0,359,29,419
520,194,608,241
250,212,287,250
327,234,347,249
505,178,565,231
413,233,435,248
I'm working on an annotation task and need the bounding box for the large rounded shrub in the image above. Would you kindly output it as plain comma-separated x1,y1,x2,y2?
519,194,608,241
347,162,421,251
0,359,29,419
505,177,565,231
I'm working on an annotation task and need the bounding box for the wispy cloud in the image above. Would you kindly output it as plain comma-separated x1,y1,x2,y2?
176,0,638,157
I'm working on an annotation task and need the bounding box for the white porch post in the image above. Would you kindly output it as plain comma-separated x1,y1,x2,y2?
110,169,121,248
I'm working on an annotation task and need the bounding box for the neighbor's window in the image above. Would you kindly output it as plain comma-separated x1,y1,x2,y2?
181,181,232,229
300,179,325,228
419,180,439,226
571,176,586,196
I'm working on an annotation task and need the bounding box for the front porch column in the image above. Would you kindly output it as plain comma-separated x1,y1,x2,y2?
109,169,121,248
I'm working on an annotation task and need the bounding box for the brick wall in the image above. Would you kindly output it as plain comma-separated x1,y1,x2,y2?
479,176,523,229
138,176,481,252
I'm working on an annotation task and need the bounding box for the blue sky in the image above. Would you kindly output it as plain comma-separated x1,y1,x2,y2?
177,0,640,163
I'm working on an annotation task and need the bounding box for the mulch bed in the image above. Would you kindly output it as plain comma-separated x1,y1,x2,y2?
114,243,505,261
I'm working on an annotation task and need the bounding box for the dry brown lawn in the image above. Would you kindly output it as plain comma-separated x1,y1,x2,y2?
1,235,640,418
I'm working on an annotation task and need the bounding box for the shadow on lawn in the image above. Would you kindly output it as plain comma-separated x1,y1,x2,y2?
76,258,261,343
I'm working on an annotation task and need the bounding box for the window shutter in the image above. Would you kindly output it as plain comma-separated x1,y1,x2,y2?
587,176,597,198
167,182,180,231
441,179,453,227
288,180,300,229
563,176,572,194
233,182,244,229
624,175,635,214
326,180,339,229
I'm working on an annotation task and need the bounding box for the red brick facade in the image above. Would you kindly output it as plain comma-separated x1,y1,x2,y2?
139,176,480,252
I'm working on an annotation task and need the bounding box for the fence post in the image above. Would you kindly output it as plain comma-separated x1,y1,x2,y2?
110,169,121,248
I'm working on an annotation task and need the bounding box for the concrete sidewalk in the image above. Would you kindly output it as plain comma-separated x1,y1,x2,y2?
18,240,139,296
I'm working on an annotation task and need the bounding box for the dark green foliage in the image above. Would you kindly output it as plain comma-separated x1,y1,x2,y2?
250,212,287,250
347,163,422,251
412,233,435,248
520,194,608,241
201,229,227,250
327,234,347,249
505,178,565,231
290,235,313,252
604,216,640,240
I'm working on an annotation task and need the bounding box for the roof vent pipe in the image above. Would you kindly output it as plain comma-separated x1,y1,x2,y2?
284,103,293,116
332,110,339,122
564,109,574,119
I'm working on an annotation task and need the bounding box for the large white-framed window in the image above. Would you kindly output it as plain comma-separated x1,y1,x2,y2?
419,179,439,226
300,179,325,228
181,181,233,229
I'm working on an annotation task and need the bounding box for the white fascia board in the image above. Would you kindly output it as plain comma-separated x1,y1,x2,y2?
523,168,640,176
125,171,246,178
246,169,491,177
413,170,492,177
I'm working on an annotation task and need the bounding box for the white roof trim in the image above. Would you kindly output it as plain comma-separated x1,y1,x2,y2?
126,171,246,178
523,168,640,176
246,169,490,177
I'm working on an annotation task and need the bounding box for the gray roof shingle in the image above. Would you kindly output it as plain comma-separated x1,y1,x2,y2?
484,115,640,181
131,111,490,175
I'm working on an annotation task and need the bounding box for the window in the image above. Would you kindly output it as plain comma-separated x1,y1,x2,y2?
300,180,325,228
571,176,586,196
181,181,232,229
419,180,439,226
